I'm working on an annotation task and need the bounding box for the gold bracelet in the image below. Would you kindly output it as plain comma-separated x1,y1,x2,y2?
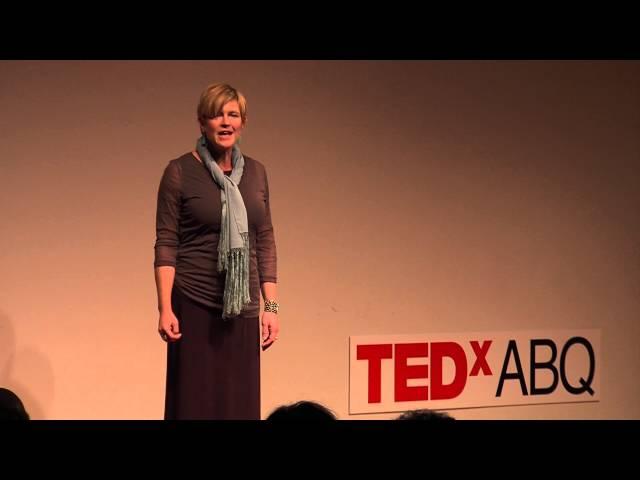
264,299,279,314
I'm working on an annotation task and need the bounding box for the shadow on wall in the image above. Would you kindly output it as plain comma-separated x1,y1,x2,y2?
0,310,55,419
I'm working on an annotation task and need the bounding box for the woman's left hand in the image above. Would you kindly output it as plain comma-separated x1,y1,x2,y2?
261,311,280,351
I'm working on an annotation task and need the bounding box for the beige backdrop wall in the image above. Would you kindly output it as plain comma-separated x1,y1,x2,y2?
0,60,638,419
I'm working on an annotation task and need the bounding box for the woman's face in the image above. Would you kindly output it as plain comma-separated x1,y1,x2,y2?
201,100,244,152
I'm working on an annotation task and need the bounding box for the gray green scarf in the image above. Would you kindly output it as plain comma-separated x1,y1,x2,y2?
196,135,251,318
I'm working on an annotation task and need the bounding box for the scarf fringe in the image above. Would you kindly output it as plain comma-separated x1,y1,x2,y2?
221,233,251,319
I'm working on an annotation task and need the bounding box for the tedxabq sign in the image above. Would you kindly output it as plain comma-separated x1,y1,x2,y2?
349,330,600,414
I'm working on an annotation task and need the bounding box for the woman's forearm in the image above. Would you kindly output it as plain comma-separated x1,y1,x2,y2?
261,281,277,301
155,266,176,313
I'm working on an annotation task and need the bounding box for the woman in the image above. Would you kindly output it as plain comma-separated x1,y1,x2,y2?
154,83,279,420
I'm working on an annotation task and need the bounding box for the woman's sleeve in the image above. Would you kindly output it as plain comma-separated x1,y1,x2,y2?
256,166,277,283
154,160,182,267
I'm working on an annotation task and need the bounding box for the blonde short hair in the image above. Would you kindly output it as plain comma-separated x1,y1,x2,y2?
197,83,247,124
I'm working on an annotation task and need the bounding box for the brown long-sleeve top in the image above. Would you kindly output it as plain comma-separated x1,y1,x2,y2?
154,152,277,317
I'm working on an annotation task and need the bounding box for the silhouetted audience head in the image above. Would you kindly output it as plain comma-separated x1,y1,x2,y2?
396,409,454,421
266,401,337,421
0,388,30,420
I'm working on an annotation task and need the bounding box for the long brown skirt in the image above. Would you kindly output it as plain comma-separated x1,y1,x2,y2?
164,286,260,420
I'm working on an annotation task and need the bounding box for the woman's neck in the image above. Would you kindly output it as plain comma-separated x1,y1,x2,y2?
215,149,233,171
206,139,233,170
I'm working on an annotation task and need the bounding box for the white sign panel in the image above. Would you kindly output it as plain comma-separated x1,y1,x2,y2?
349,329,600,414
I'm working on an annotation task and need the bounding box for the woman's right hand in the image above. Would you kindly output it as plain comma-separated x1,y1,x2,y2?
158,310,182,342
